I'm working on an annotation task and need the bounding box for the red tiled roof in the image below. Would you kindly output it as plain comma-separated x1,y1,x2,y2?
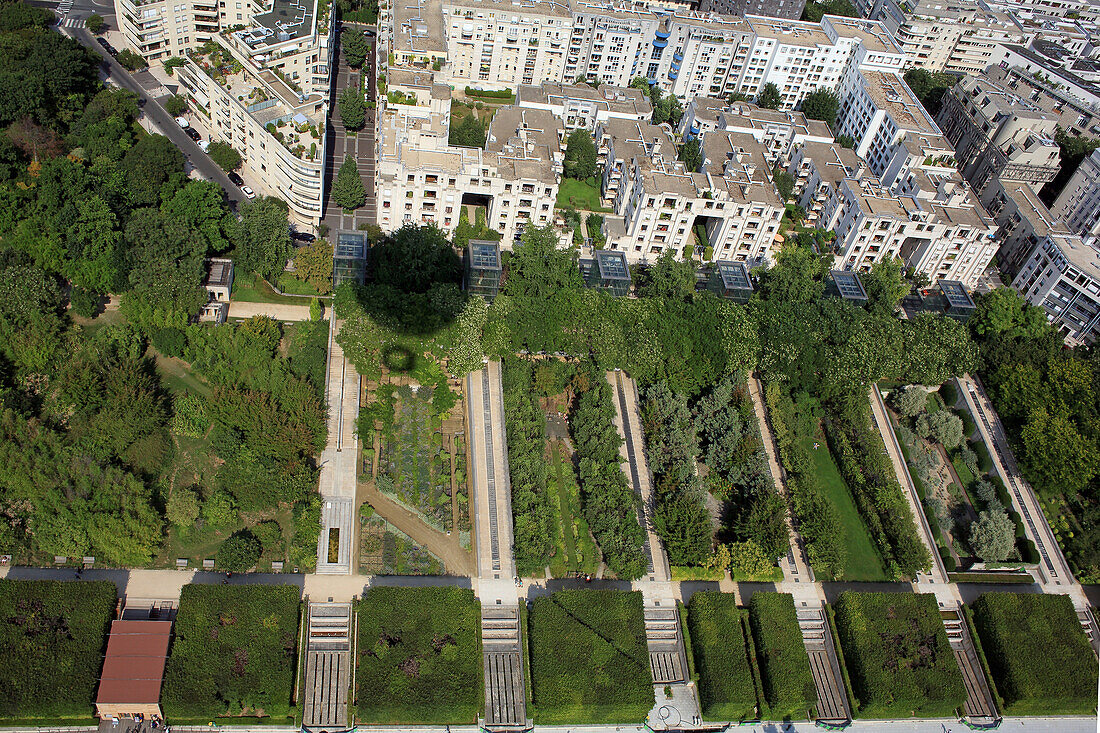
96,620,173,706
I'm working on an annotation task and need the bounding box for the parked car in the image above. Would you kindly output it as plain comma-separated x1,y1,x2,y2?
199,140,210,153
241,185,256,199
227,171,244,186
186,128,201,141
96,37,111,50
174,116,189,128
291,231,316,243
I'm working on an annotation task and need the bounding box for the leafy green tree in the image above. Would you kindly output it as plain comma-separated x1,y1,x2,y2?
338,87,365,130
0,1,53,30
165,94,188,117
70,286,101,317
0,30,100,129
862,257,909,315
893,385,926,418
655,492,712,566
773,165,795,201
167,486,201,527
636,249,696,301
970,285,1054,342
968,506,1014,562
757,83,782,110
564,128,597,180
448,112,485,148
760,243,830,302
332,155,366,210
293,239,333,293
1019,407,1100,497
916,409,963,449
206,141,242,171
341,28,369,68
236,196,292,284
120,133,186,207
800,88,838,127
215,529,261,571
504,224,582,299
727,539,775,578
903,68,957,116
116,48,148,71
679,137,703,172
837,134,855,149
202,490,238,528
801,0,857,20
371,223,461,292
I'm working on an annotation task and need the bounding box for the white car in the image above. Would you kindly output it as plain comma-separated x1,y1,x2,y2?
175,116,189,128
199,140,210,153
241,185,256,199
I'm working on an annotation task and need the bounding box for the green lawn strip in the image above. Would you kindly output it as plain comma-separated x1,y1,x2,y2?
952,454,976,491
748,593,816,720
799,432,886,581
677,601,698,682
355,586,482,723
232,272,319,305
528,589,653,724
162,584,301,721
550,444,579,567
970,592,1097,715
0,580,116,720
275,272,324,297
833,592,966,718
686,592,759,722
947,572,1033,584
555,177,612,213
671,566,725,581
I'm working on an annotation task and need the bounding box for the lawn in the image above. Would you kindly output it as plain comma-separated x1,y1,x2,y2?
686,592,760,722
354,586,481,723
800,432,886,581
161,584,301,721
0,580,115,721
556,177,611,212
833,592,966,719
970,592,1097,715
528,589,653,723
547,441,598,577
232,271,320,305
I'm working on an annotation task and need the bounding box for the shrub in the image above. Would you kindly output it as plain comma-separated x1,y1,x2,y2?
0,580,116,719
166,486,201,527
162,585,300,719
87,12,105,33
686,592,759,721
938,381,957,407
165,94,188,117
70,286,101,317
153,326,187,357
463,86,513,99
215,529,261,571
833,592,966,718
748,593,816,719
355,587,481,723
528,590,652,723
207,141,242,172
971,593,1097,715
116,48,148,71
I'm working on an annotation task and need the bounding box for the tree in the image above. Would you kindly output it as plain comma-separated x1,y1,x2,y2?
893,385,927,418
504,224,582,299
236,196,292,284
636,249,696,301
120,133,185,207
760,243,830,302
1042,130,1100,205
116,48,148,72
0,1,52,30
164,94,188,117
654,492,712,566
216,530,262,571
773,165,795,201
70,287,101,318
449,112,485,148
338,87,365,130
968,507,1014,562
332,155,365,210
801,0,857,21
206,141,242,172
293,239,334,293
837,134,855,149
757,83,782,110
915,409,963,449
86,13,106,33
679,137,702,172
726,539,775,578
862,257,909,315
166,486,201,527
370,224,461,292
342,28,369,68
1019,407,1100,497
971,285,1054,342
800,88,838,127
903,68,957,116
564,128,597,180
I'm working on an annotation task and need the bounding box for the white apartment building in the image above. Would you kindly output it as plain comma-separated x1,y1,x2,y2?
984,64,1100,138
1052,149,1100,238
936,75,1061,195
679,99,834,167
115,0,220,62
175,0,332,226
820,177,919,272
516,82,652,131
981,177,1072,275
375,89,561,242
1013,233,1100,345
788,140,869,223
599,119,784,264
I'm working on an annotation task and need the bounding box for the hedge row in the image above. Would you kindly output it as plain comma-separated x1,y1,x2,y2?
162,584,301,720
0,579,115,720
686,592,759,721
355,586,482,723
833,592,965,718
528,590,652,723
748,593,816,719
464,86,513,99
970,592,1097,715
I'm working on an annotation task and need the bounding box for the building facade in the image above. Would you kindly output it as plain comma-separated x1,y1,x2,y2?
1052,149,1100,238
1013,233,1100,345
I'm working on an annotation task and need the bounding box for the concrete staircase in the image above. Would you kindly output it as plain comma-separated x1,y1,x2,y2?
303,601,353,730
796,602,850,724
315,497,354,575
644,605,687,684
1076,606,1100,656
481,605,527,729
940,604,997,723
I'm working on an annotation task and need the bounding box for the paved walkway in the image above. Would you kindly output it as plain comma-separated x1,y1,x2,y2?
228,301,324,322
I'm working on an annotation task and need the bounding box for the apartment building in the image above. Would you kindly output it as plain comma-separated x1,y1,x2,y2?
787,140,869,223
820,178,920,273
115,0,220,61
679,99,834,167
698,0,806,22
981,177,1072,276
1013,233,1100,345
375,87,561,242
936,75,1061,195
599,119,784,264
175,0,332,225
515,82,652,131
988,44,1100,113
441,0,572,90
1052,149,1100,238
984,64,1100,138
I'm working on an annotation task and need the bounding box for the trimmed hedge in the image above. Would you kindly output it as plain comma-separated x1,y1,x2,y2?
833,592,965,718
0,580,115,719
162,584,301,720
528,590,652,723
748,593,816,719
686,592,759,721
970,592,1097,715
355,586,482,723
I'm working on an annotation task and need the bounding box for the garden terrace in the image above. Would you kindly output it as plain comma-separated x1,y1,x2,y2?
832,592,966,719
161,585,301,721
970,592,1097,715
354,587,482,723
527,590,653,723
0,580,116,721
685,592,760,722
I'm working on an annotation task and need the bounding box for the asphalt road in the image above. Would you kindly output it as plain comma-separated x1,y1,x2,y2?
58,22,246,210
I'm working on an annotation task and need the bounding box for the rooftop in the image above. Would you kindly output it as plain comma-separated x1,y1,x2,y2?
939,279,976,309
595,249,631,281
798,141,867,185
446,0,571,16
469,240,502,270
95,620,172,708
861,69,938,134
243,0,315,46
393,0,446,54
715,260,753,291
486,107,562,156
602,117,678,172
1050,233,1100,281
204,258,234,289
829,270,868,300
822,14,902,53
517,82,653,118
1000,181,1066,236
747,15,832,46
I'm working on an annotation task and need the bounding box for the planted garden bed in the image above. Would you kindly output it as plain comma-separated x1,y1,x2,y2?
686,592,760,721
